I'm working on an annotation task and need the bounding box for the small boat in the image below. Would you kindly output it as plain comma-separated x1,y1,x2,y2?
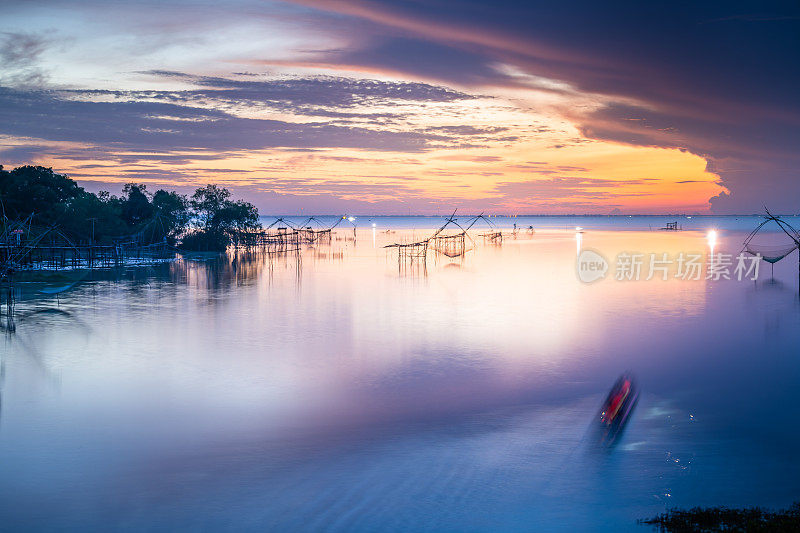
38,282,78,295
597,373,639,446
7,269,89,299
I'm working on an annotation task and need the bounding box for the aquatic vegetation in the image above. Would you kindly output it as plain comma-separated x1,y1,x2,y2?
640,502,800,532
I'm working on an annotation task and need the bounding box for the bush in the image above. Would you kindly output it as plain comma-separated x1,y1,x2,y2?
178,230,230,252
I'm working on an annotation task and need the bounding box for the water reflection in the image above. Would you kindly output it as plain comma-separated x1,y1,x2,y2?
0,227,799,530
171,248,307,292
1,286,14,335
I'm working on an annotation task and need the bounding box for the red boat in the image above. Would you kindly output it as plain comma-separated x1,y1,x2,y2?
597,373,639,446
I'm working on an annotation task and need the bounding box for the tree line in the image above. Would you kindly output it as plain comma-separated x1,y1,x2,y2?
0,165,260,251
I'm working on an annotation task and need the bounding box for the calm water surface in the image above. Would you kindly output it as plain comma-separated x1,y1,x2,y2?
1,217,800,531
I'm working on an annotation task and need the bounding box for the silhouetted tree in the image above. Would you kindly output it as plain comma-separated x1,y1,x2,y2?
121,183,155,226
180,184,260,251
0,165,84,224
58,192,127,244
151,189,190,245
191,184,231,231
215,199,260,231
0,165,255,251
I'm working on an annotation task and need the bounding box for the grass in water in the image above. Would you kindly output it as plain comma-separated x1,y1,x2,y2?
639,502,800,532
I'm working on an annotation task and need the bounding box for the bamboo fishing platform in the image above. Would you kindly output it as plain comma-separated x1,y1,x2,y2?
384,212,498,267
229,216,341,252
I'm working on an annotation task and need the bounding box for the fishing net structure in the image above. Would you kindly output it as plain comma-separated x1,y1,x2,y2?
479,231,503,244
742,210,800,277
427,214,472,258
296,216,336,245
1,212,177,272
743,242,798,264
234,216,346,253
428,212,498,259
385,212,497,267
429,233,467,258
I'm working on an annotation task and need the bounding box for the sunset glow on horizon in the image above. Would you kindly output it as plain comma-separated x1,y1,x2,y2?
1,1,797,214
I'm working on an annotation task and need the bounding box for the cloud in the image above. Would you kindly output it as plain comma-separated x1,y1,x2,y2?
495,177,651,201
0,79,485,154
329,36,507,86
3,0,788,213
289,0,800,212
138,71,473,109
0,32,51,87
0,143,53,163
426,126,508,135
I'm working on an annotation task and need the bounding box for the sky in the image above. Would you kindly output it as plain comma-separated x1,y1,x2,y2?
0,0,798,214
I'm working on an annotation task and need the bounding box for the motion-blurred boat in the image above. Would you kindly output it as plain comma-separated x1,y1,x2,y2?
597,373,639,446
6,269,89,299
